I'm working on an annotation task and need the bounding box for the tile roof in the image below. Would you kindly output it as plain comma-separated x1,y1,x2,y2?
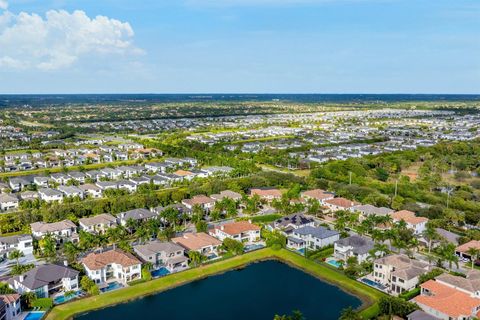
79,213,117,227
391,210,428,225
415,280,480,318
301,189,334,200
30,220,76,233
324,197,358,208
0,294,20,304
294,226,339,239
456,240,480,254
8,264,79,290
82,249,141,270
172,232,221,251
215,221,260,236
250,188,282,198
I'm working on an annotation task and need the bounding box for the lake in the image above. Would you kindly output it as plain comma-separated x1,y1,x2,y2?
76,260,361,320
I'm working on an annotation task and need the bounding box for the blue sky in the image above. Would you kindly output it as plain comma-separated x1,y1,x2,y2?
0,0,479,93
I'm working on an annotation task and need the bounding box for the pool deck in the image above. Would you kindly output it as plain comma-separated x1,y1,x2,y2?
44,248,385,320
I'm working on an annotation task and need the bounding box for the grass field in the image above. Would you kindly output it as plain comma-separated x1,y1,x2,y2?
44,248,383,320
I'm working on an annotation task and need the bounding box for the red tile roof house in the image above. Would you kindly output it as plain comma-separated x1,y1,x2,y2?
390,210,429,235
413,271,480,320
323,197,359,213
300,189,335,204
249,188,282,202
82,249,142,285
172,232,221,256
455,240,480,262
182,195,216,211
209,221,261,243
0,294,21,320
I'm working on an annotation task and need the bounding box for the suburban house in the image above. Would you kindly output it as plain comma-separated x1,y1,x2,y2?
0,194,19,212
323,197,359,212
455,240,480,261
0,294,21,320
268,213,315,235
249,188,282,202
210,190,242,202
373,254,431,295
133,241,188,273
30,220,77,243
413,271,480,320
351,204,394,219
38,188,64,203
172,232,221,256
79,214,117,234
58,185,84,199
181,195,216,211
0,235,34,259
82,249,142,285
117,208,158,226
79,184,103,198
334,235,375,263
7,264,79,298
287,226,340,250
300,189,335,204
391,210,428,235
209,221,261,243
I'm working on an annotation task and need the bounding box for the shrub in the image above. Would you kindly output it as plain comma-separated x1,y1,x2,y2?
399,287,421,300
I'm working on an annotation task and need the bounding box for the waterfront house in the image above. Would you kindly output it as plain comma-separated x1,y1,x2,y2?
79,214,117,234
209,221,261,243
7,264,79,298
373,254,430,295
82,249,142,285
0,294,21,320
334,235,375,263
172,232,221,256
133,241,188,272
288,226,339,250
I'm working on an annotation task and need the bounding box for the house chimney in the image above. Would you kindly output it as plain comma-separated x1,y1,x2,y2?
19,275,24,282
221,225,224,231
64,260,68,267
248,219,252,224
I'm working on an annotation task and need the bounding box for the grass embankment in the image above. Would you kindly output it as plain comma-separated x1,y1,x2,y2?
45,248,383,320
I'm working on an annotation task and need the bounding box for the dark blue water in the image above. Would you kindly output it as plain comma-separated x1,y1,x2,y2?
75,260,361,320
1,93,479,108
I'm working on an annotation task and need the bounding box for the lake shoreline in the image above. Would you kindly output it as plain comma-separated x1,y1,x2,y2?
45,248,383,320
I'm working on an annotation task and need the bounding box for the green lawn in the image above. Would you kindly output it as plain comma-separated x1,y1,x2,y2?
45,248,383,320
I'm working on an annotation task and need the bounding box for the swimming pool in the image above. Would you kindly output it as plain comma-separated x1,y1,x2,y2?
100,281,124,293
151,267,170,278
360,278,387,290
326,258,342,268
244,244,264,252
297,248,306,255
24,311,45,320
53,291,83,304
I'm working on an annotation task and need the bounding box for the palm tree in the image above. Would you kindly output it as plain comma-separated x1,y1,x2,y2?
466,247,480,269
63,242,79,263
339,307,362,320
422,224,440,253
369,243,389,261
439,242,459,271
8,250,24,267
188,251,205,267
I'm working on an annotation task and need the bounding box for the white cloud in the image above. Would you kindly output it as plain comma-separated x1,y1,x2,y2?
0,9,142,70
0,0,7,10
